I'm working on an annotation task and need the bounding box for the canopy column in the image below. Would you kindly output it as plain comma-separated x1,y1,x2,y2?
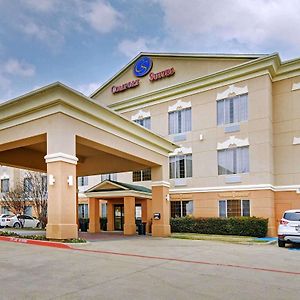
124,196,136,235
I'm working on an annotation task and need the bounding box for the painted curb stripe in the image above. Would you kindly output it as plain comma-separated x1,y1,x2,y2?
72,248,300,276
0,236,72,249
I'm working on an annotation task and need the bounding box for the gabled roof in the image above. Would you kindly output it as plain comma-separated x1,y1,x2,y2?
84,180,152,199
90,52,268,98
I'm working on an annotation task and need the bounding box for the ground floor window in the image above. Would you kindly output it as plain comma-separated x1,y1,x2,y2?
78,204,88,219
219,199,250,217
171,200,193,218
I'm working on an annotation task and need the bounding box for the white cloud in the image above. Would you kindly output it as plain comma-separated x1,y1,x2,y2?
4,59,35,77
155,0,300,58
19,20,65,49
79,0,122,33
76,82,100,96
22,0,59,12
117,37,165,58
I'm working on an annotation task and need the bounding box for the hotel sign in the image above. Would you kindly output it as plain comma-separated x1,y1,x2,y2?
111,56,175,94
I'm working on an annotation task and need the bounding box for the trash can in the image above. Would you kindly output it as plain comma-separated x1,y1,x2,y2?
79,219,89,232
137,223,143,235
142,222,147,235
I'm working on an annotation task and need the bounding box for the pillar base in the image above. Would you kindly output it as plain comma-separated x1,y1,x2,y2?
152,224,171,237
46,224,78,240
124,224,136,235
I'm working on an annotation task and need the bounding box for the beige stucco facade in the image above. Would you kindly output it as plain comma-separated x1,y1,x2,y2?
2,52,300,238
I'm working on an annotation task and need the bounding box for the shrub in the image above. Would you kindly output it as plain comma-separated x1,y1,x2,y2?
170,216,268,237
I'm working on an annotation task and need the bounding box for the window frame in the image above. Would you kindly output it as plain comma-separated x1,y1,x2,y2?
132,169,151,182
218,199,251,218
168,107,192,135
134,117,151,130
170,200,193,218
1,178,9,193
217,93,248,126
169,154,192,179
78,176,88,187
217,146,249,175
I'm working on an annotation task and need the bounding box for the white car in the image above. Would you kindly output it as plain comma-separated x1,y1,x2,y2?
278,209,300,247
0,214,40,228
0,214,12,227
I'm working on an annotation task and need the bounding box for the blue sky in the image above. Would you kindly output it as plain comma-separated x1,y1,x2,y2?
0,0,299,102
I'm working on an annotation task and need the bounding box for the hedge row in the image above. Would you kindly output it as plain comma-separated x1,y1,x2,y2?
170,216,268,237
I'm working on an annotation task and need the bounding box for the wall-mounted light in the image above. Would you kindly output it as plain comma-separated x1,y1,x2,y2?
67,175,74,186
49,174,55,185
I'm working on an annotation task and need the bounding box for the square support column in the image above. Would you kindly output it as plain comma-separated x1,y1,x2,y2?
107,201,114,231
88,198,100,233
124,196,136,235
45,153,78,240
141,199,149,233
151,165,171,237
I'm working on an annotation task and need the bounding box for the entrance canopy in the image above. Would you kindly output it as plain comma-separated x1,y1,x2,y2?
0,82,176,239
84,180,151,199
0,82,176,175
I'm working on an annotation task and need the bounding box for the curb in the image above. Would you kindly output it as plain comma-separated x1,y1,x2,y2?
0,236,72,249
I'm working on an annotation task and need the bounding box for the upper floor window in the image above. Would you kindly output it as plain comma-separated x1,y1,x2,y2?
78,176,88,187
133,169,151,182
219,199,250,217
134,117,151,130
1,178,9,193
217,94,248,125
101,173,117,181
169,154,192,179
168,107,192,135
218,146,249,175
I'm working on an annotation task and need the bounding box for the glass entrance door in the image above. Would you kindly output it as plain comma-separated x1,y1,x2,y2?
114,205,124,231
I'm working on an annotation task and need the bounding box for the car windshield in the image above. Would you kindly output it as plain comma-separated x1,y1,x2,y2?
284,212,300,221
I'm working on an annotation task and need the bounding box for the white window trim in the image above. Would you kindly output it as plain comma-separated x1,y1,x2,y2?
168,99,191,112
169,147,192,156
217,136,249,150
216,84,248,101
131,110,151,121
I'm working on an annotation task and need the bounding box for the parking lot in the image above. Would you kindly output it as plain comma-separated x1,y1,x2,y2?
0,237,299,299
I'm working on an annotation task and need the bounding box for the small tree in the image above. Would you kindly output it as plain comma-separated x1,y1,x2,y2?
25,172,48,228
1,182,27,216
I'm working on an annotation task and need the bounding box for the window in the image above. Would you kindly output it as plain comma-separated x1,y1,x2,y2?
1,206,10,214
169,154,192,179
169,107,191,134
101,173,117,181
42,175,47,195
24,178,33,194
132,169,151,182
25,206,32,216
219,200,250,217
78,176,88,187
171,200,193,218
218,146,249,175
101,203,107,218
217,94,248,125
1,178,9,193
134,117,151,129
78,204,88,219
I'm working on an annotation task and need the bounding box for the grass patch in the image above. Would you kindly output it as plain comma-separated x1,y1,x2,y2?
0,231,86,243
171,233,268,244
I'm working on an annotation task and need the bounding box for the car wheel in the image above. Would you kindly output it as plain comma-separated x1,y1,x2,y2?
278,239,285,248
13,222,21,228
36,222,41,228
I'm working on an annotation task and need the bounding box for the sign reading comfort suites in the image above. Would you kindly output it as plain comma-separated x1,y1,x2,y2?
111,56,175,94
